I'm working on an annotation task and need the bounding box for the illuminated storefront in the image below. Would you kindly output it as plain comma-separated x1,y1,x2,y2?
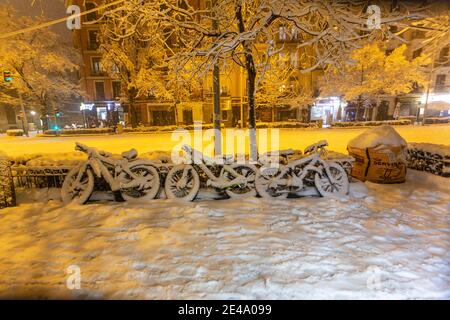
311,97,347,126
80,102,124,128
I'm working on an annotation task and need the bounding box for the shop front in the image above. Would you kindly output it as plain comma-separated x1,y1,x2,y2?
311,97,347,126
80,102,124,128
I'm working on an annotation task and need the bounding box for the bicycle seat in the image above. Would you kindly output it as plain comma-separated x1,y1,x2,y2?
275,149,295,157
304,140,328,154
122,149,138,160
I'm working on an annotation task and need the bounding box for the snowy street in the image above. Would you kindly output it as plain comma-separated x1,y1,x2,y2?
1,125,450,157
0,170,448,299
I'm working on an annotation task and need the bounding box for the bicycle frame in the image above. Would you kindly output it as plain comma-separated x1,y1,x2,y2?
265,146,338,191
74,148,145,192
182,145,253,189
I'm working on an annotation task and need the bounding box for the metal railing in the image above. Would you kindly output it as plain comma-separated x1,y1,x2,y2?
12,166,74,189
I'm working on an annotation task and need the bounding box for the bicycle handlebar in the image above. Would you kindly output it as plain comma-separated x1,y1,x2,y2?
75,142,112,158
75,142,89,152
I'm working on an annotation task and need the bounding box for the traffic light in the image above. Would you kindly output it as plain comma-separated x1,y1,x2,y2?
3,71,12,82
54,107,62,118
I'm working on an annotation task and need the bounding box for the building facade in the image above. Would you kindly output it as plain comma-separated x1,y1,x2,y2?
66,0,322,128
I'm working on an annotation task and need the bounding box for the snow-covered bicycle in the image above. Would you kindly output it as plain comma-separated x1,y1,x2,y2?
164,145,257,201
255,140,349,198
61,143,160,204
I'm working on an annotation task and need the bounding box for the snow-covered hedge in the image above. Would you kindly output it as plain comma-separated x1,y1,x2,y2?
407,143,450,177
424,117,450,124
256,121,318,129
123,123,225,133
9,150,172,168
123,122,318,132
6,129,24,136
333,120,412,127
44,128,114,135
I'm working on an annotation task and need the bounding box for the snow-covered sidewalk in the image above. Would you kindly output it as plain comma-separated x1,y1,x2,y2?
0,170,448,299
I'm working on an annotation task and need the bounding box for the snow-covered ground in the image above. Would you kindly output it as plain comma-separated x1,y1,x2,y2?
0,170,448,299
1,125,449,157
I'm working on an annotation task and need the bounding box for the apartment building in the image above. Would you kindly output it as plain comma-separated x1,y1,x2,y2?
65,0,322,128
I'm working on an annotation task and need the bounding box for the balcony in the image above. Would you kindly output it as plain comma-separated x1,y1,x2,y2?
91,70,108,77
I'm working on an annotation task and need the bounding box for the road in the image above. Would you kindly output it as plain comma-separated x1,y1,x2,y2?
1,125,449,157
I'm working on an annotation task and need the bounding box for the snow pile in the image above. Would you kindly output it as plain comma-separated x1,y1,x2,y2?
0,170,448,299
333,120,412,127
408,143,450,157
256,121,318,129
140,151,172,163
6,129,24,137
348,125,407,150
10,151,173,168
12,152,87,167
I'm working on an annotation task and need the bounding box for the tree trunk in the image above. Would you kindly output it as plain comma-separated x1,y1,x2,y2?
356,95,362,122
246,60,258,162
235,4,258,162
212,0,222,156
130,103,138,128
40,105,50,131
128,88,139,128
213,63,222,155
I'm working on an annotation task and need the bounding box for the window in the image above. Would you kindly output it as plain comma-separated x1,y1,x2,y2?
112,81,122,99
92,57,103,74
222,110,228,121
435,74,446,86
412,48,422,59
439,47,449,62
95,82,106,100
85,2,97,22
279,26,287,41
88,30,99,50
220,86,229,96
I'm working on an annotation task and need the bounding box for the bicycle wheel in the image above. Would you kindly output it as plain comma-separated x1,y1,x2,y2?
164,165,200,201
223,164,257,198
315,162,349,197
255,166,289,199
119,162,160,201
61,166,94,205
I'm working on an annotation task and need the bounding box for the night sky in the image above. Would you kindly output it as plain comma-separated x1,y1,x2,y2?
0,0,71,40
